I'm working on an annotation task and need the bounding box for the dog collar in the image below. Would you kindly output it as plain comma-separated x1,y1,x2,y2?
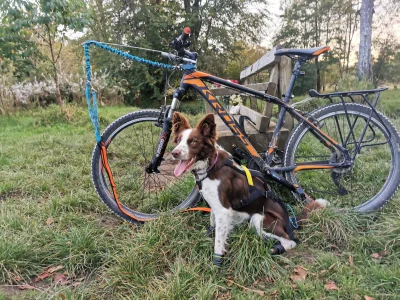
192,152,219,189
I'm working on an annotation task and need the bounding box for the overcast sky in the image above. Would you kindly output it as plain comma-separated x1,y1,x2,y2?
256,0,400,52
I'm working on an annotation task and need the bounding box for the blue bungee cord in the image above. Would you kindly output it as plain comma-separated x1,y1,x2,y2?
83,40,195,142
286,204,299,229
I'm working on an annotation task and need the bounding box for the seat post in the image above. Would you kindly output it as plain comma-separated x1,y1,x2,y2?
283,59,303,104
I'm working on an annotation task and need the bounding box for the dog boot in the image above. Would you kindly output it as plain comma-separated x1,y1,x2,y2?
213,253,224,267
204,225,215,238
269,243,286,255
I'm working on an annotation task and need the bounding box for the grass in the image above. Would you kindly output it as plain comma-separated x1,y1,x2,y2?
0,89,399,299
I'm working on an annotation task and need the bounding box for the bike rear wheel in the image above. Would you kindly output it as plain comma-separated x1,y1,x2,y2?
91,109,201,223
283,103,400,212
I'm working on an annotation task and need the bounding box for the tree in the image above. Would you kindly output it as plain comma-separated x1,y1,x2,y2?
84,0,271,105
275,0,362,92
357,0,374,81
2,0,88,107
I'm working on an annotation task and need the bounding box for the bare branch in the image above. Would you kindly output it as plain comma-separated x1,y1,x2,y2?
55,42,63,63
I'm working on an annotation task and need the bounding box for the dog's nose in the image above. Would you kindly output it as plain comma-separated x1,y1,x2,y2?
171,149,181,158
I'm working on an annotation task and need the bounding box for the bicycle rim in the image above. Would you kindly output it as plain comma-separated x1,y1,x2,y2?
287,107,397,208
95,113,198,218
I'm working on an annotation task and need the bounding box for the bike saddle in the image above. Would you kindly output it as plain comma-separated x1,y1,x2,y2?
275,46,330,59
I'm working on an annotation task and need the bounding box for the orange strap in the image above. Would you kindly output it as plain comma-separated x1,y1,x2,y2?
99,142,152,222
184,207,211,213
98,142,211,223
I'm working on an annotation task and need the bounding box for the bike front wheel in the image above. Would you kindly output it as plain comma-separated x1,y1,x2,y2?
91,109,201,223
283,103,400,212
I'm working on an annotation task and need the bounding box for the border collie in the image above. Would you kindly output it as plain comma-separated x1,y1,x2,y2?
171,112,328,265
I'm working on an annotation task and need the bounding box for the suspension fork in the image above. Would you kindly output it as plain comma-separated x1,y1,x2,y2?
145,90,182,173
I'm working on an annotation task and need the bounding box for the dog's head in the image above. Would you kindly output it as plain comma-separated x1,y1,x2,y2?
171,112,217,176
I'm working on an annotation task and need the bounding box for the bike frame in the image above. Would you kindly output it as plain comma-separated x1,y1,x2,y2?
147,59,354,199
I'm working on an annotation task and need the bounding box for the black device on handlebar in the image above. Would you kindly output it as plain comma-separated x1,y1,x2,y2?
169,27,191,55
167,27,198,62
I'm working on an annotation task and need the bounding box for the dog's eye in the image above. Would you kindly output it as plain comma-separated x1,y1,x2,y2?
191,140,197,145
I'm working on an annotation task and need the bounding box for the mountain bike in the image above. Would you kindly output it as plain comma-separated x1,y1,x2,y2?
89,28,400,224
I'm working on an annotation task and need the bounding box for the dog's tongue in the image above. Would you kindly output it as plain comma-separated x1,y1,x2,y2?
174,160,189,177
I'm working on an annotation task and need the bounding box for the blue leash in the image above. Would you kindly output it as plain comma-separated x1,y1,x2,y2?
82,40,195,142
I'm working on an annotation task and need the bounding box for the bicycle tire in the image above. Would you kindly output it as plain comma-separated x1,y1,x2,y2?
283,103,400,212
92,110,200,224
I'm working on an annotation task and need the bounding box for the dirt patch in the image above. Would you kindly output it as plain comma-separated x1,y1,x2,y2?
0,285,26,299
284,247,317,264
0,190,25,202
145,153,182,191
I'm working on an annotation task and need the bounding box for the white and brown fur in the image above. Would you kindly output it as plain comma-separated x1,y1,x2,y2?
171,112,329,257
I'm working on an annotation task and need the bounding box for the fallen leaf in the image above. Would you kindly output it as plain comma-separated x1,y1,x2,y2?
46,265,63,274
320,269,327,274
298,265,309,271
46,217,54,226
364,296,375,300
255,290,265,296
11,275,23,282
379,249,389,257
58,294,66,300
66,241,71,245
370,253,381,259
18,284,35,290
349,255,354,266
216,291,232,300
324,281,339,291
35,271,51,282
71,281,82,287
328,263,336,270
53,273,70,286
226,276,234,287
270,289,278,296
290,266,308,282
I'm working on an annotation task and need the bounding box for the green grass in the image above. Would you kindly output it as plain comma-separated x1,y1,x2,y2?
0,93,399,299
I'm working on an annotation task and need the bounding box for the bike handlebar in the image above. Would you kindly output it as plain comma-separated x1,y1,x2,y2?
161,51,197,64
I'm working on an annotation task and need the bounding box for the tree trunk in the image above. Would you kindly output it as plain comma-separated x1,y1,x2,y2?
357,0,374,81
48,34,64,107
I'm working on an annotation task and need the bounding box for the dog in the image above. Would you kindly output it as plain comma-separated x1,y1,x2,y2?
171,112,328,265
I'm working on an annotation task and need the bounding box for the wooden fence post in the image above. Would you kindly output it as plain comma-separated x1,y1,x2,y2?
262,64,279,118
279,56,294,130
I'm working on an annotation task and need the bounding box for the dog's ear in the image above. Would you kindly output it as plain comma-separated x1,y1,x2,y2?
172,112,191,137
197,113,217,139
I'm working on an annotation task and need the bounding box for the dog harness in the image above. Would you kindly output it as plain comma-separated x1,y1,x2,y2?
192,156,297,241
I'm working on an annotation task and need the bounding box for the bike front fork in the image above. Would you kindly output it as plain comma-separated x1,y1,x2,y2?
146,97,181,174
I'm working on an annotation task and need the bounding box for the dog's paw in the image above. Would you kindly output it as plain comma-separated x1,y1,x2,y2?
281,239,297,251
315,198,330,208
213,253,223,267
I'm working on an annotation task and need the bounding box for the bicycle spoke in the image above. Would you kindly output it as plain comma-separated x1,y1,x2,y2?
289,107,394,209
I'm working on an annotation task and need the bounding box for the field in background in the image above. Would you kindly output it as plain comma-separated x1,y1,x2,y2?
0,90,399,299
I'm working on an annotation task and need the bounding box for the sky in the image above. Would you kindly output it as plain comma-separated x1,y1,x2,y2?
255,0,400,50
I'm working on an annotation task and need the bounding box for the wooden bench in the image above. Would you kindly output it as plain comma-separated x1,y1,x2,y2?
204,45,294,154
